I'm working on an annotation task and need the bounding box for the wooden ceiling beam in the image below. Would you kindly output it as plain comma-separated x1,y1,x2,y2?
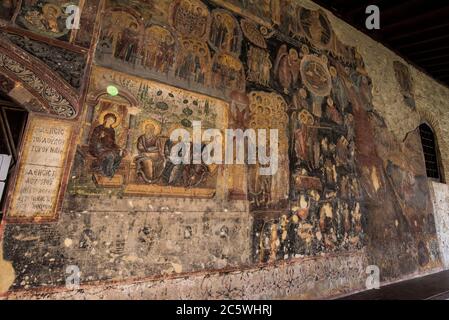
420,61,449,68
381,5,449,32
406,44,449,58
414,53,449,64
396,34,449,50
387,21,449,41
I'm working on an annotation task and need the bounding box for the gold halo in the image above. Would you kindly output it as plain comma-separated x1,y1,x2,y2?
298,110,314,126
140,119,162,135
321,55,328,64
301,45,310,55
98,110,122,128
42,4,61,18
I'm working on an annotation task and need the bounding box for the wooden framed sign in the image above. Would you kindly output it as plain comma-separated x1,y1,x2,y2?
6,116,73,222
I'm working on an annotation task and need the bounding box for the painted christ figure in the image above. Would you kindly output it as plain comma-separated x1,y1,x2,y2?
88,113,124,178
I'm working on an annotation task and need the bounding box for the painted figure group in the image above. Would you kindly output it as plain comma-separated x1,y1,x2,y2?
88,117,210,188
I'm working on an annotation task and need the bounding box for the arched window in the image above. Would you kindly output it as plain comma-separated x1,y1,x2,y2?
419,123,443,182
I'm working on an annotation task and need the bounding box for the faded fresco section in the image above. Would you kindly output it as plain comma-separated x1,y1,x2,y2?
78,0,441,282
70,66,229,198
0,0,445,298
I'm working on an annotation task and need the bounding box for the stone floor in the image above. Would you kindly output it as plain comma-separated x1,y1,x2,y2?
341,270,449,300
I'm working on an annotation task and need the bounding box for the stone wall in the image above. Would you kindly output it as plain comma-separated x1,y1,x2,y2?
1,0,449,299
4,250,368,300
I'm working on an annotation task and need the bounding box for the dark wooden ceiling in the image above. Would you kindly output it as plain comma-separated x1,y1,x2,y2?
315,0,449,87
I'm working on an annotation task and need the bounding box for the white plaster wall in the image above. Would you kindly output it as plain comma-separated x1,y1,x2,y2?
429,181,449,270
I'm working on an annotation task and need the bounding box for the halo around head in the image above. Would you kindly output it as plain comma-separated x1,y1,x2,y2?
141,118,162,135
42,4,61,18
99,110,121,128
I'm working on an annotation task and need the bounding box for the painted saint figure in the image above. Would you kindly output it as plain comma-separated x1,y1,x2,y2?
142,26,176,74
115,22,140,64
88,113,124,178
247,46,272,86
135,124,168,183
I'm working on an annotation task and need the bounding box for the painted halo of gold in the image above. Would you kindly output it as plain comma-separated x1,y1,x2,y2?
329,66,337,77
42,4,61,18
298,109,315,126
140,118,162,135
98,110,122,128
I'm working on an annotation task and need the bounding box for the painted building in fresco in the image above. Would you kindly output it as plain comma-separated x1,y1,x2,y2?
0,0,448,299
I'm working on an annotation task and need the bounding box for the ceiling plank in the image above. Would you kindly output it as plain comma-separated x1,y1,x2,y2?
396,34,449,50
387,21,449,41
380,5,449,32
406,45,449,58
414,53,449,64
421,61,449,68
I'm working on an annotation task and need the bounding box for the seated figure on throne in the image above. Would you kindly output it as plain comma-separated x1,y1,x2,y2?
88,113,124,178
136,123,168,183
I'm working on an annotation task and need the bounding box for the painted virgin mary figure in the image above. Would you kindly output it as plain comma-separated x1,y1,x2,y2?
88,113,124,178
136,123,168,183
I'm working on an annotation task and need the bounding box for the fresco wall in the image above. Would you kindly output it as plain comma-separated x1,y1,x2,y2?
0,0,446,299
0,0,100,47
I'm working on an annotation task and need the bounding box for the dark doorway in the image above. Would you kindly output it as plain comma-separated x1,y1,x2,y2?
419,123,444,182
0,93,28,221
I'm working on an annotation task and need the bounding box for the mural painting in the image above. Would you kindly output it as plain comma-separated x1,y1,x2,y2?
75,0,442,278
170,0,210,40
17,0,81,40
175,38,211,86
209,9,242,56
142,25,176,74
251,36,366,262
210,0,276,25
246,45,271,87
96,0,247,99
0,0,99,47
73,0,100,48
247,91,289,210
394,60,416,110
69,66,228,199
0,0,444,294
